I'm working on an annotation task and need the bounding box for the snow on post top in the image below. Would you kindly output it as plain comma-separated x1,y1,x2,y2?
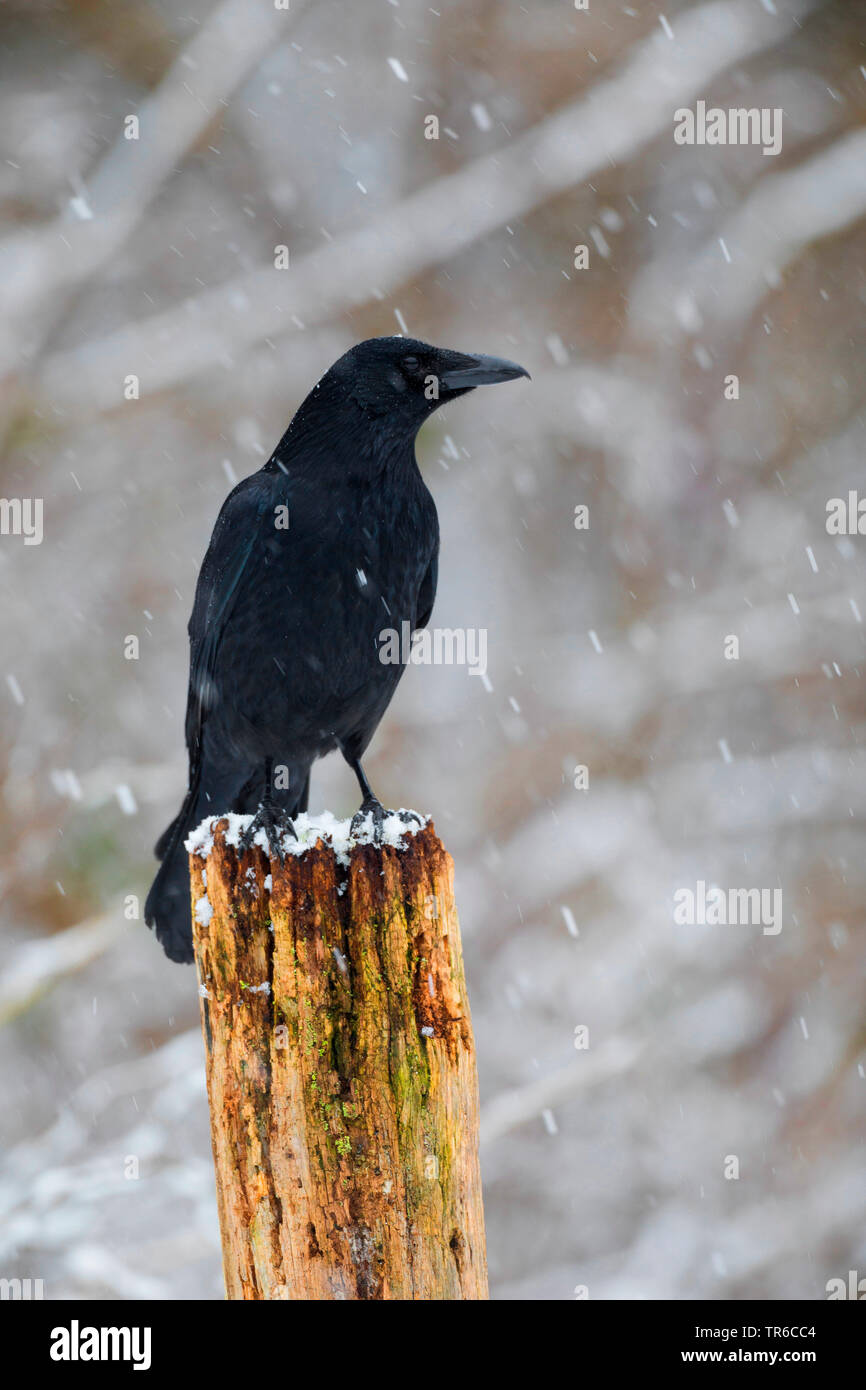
184,809,429,868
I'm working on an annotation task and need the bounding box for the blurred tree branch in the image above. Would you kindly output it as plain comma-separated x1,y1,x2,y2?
0,0,310,426
27,0,811,414
630,127,866,346
481,1036,643,1147
0,912,122,1026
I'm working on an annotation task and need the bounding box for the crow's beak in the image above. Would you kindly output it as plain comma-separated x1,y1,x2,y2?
440,353,531,389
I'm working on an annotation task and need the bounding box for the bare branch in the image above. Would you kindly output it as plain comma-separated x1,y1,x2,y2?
629,128,866,344
481,1037,644,1147
32,0,812,412
0,913,123,1026
0,0,309,384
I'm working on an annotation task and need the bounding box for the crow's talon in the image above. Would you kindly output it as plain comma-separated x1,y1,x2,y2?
350,796,387,845
239,803,296,863
350,800,424,846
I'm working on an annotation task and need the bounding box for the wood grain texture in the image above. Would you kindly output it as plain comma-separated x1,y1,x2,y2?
190,819,488,1300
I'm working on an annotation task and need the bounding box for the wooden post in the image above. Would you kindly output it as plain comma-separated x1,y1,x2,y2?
188,815,488,1300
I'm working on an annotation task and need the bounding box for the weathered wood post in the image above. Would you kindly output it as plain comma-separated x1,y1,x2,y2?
188,813,488,1300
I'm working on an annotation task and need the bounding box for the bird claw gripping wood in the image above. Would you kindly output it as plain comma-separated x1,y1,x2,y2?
349,799,421,847
350,797,387,845
239,802,297,864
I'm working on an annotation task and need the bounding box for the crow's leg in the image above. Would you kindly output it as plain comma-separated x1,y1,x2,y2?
239,757,297,863
343,751,422,846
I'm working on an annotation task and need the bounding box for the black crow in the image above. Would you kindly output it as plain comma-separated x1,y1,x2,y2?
145,336,529,962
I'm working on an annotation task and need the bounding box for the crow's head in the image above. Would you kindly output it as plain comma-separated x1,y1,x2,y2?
315,336,530,428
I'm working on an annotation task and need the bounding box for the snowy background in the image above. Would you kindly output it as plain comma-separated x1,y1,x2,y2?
1,0,865,1300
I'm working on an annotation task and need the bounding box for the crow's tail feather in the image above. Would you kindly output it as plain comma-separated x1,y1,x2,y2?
145,769,202,964
146,764,312,964
145,837,198,963
154,809,184,861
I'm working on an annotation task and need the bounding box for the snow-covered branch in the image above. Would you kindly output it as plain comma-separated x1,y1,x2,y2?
630,127,866,344
0,0,308,385
32,0,810,412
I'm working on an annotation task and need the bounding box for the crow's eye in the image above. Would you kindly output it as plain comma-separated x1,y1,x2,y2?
402,355,421,374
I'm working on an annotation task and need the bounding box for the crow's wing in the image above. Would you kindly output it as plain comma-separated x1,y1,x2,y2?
415,538,438,632
185,473,275,762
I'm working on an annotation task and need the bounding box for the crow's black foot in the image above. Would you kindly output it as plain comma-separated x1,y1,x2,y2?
239,802,296,864
350,799,423,846
350,796,386,845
